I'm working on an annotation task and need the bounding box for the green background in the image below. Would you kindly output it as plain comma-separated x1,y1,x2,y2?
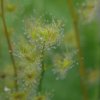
0,0,100,100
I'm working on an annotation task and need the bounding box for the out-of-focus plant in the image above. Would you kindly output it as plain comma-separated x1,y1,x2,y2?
0,0,18,92
67,0,99,100
0,7,76,98
0,0,99,100
76,0,98,23
11,16,76,99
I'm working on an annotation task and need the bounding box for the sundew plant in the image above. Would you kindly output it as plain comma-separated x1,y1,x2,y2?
0,0,100,100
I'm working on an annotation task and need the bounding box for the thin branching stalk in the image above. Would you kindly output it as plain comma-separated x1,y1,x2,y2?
37,41,45,93
67,0,88,100
0,0,18,91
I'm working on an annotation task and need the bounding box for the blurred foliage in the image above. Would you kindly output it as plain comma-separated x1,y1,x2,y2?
0,0,100,100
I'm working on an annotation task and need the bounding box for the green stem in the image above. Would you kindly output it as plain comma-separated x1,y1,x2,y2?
0,0,18,91
94,19,100,100
67,0,88,100
37,41,45,93
0,39,1,61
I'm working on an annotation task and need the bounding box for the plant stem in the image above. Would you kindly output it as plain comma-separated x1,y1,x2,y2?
94,18,100,100
37,41,45,93
0,0,18,91
67,0,88,100
0,40,1,60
